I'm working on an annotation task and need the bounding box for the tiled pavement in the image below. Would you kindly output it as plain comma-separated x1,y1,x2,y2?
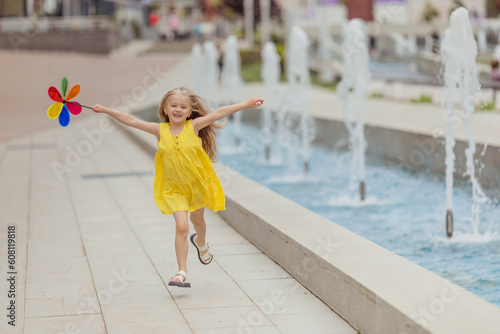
0,116,356,334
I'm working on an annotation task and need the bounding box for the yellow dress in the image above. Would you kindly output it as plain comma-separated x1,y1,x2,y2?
154,120,225,215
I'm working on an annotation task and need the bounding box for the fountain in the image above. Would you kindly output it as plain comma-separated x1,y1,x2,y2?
286,25,313,174
190,43,205,96
261,41,281,162
203,40,220,109
395,33,406,58
477,29,487,54
260,0,271,45
425,34,433,53
337,19,370,201
244,0,254,47
317,3,334,84
217,120,500,306
408,34,417,56
221,35,244,147
214,10,500,304
493,45,500,61
441,7,488,237
213,10,500,307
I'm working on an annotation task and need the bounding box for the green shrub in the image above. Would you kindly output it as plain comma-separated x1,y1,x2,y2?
234,26,244,39
131,20,142,39
422,1,439,22
275,42,285,73
410,94,433,103
477,101,496,111
240,48,261,65
240,42,338,89
310,71,338,91
271,32,285,45
370,91,384,98
241,61,262,82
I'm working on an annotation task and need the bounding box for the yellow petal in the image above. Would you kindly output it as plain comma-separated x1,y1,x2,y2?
47,102,63,119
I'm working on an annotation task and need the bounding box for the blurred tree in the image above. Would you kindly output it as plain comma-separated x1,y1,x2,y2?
422,1,439,22
450,0,467,13
212,0,281,22
486,0,500,18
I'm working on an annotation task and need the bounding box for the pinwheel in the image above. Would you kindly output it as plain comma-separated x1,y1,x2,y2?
47,77,92,127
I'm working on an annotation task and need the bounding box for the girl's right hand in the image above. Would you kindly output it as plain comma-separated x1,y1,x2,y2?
245,97,264,109
92,104,106,113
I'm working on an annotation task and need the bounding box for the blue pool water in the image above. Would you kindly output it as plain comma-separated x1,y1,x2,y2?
217,122,500,307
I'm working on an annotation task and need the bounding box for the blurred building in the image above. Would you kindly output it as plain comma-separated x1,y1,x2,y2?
280,0,487,26
0,0,149,18
0,0,28,16
0,0,145,53
347,0,373,21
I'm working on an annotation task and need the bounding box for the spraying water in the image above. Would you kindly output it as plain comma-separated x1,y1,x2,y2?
425,34,433,53
191,43,205,96
337,19,370,200
261,41,281,162
317,3,334,84
260,0,271,44
408,34,417,56
395,33,406,58
494,45,500,61
286,25,313,174
221,35,244,147
477,29,487,54
203,40,220,109
441,7,488,237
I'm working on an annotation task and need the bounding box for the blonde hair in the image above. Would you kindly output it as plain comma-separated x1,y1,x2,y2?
158,87,223,162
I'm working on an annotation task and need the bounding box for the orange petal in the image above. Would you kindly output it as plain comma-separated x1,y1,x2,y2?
47,102,63,119
66,84,80,101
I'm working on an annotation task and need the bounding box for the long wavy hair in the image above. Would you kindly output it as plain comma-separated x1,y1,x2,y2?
158,87,223,162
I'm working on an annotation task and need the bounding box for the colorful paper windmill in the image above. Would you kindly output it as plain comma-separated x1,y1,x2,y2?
47,77,91,127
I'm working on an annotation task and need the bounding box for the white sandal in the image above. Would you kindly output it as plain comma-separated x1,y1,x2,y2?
190,233,213,265
168,270,191,288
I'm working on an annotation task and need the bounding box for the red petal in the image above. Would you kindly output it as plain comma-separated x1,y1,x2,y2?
48,86,62,102
67,101,82,115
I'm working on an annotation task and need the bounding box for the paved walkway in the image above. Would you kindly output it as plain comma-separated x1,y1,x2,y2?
0,115,356,334
0,44,183,141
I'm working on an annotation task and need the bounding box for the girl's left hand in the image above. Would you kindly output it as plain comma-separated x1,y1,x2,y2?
246,97,264,108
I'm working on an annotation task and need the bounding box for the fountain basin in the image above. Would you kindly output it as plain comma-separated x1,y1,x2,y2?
122,106,500,334
222,116,500,293
216,160,500,334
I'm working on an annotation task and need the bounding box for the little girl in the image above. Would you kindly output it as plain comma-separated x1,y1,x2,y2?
92,87,263,288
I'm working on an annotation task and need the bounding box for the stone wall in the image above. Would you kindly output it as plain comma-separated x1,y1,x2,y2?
0,17,124,54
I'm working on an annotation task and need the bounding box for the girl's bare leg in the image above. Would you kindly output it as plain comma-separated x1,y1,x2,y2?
172,210,189,279
190,208,210,259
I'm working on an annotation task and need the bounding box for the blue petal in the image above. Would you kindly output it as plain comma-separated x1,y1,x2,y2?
58,104,70,127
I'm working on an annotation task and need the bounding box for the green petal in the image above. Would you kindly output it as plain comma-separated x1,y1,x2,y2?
61,77,68,98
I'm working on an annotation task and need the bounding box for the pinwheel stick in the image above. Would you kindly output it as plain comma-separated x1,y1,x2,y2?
65,100,93,110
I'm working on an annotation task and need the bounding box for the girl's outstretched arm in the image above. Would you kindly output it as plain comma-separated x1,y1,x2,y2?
193,97,264,132
93,105,160,141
